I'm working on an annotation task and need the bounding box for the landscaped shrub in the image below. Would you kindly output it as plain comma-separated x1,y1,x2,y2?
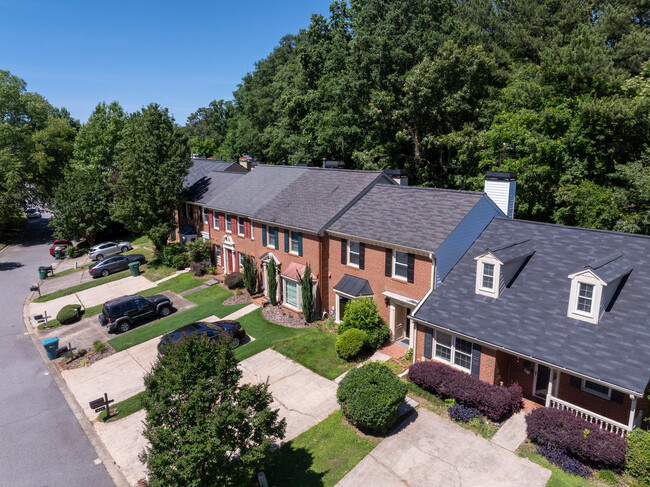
526,407,626,471
188,239,211,262
337,298,390,349
626,428,650,485
160,244,188,267
242,255,258,295
407,361,523,422
56,304,82,324
93,340,107,354
335,329,367,360
448,403,482,423
537,445,592,478
337,362,407,433
172,253,190,270
298,263,314,322
224,272,244,289
597,469,619,486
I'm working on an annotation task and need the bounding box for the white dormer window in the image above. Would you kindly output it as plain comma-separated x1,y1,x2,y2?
474,254,501,298
482,263,495,290
576,283,594,314
567,272,603,324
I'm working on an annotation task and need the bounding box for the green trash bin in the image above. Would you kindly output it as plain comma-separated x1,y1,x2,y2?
41,337,59,360
54,248,62,259
38,268,48,280
128,261,141,277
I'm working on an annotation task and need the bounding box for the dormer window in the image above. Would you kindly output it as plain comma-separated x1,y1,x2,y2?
474,255,501,298
482,263,495,290
576,283,594,314
474,239,535,299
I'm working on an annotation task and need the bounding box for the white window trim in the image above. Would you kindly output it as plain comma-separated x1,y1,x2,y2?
289,231,300,255
432,330,473,372
215,245,221,266
201,231,209,241
225,214,232,233
282,277,302,311
566,270,604,324
267,225,276,249
481,262,495,291
393,250,408,281
185,203,192,219
582,379,611,400
347,240,360,268
237,216,245,237
474,254,501,298
201,207,208,224
250,220,254,240
212,211,219,229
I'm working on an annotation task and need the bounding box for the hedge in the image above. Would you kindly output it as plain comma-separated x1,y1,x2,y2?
407,361,522,422
337,362,407,433
537,445,592,477
626,428,650,484
56,304,82,324
448,403,482,423
335,329,367,360
224,272,244,289
526,407,626,471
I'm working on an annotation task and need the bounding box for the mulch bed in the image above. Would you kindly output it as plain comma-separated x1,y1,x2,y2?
222,290,252,306
262,304,313,328
57,344,116,370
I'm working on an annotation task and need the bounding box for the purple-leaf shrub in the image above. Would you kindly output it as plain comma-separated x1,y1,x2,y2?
448,403,482,423
537,445,592,478
526,407,626,471
407,361,523,422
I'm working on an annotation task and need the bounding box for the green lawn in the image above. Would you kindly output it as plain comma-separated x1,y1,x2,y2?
263,410,380,487
130,234,153,246
140,272,203,296
272,329,356,380
141,259,177,281
34,268,132,302
49,262,91,279
108,284,247,352
98,391,144,422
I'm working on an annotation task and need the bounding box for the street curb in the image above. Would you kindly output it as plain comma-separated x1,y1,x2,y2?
22,294,130,487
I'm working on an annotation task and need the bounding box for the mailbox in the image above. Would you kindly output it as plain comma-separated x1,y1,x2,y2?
89,397,105,410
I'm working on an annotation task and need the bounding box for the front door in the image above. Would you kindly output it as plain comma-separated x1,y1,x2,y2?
534,364,551,399
394,304,407,340
229,250,236,273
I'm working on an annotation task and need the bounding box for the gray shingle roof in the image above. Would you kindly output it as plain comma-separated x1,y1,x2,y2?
413,218,650,393
579,252,632,284
253,168,390,233
184,158,246,188
334,274,374,297
185,171,246,205
488,239,536,264
327,185,485,252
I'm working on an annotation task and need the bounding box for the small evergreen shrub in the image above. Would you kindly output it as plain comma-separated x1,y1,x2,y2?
172,253,190,270
537,445,592,477
407,361,523,422
224,272,244,289
335,329,367,360
626,428,650,485
56,304,82,324
298,263,314,322
337,298,390,349
448,403,482,423
337,362,407,433
160,244,188,267
267,262,277,305
526,407,626,471
93,340,107,354
242,255,258,295
187,239,211,262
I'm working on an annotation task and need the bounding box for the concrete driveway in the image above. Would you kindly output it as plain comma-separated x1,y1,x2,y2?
336,408,551,487
239,349,339,442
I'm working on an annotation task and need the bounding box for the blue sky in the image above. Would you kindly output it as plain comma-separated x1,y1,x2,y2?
1,0,331,124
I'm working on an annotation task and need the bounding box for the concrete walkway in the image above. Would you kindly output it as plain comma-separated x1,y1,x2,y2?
491,412,528,452
336,408,551,487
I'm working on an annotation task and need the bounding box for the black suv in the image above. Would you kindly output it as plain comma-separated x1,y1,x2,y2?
98,294,172,333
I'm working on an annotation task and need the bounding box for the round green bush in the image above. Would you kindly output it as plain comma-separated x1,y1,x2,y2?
172,253,190,270
337,362,407,433
160,244,188,267
224,272,244,289
337,298,390,349
56,304,82,325
626,428,650,485
335,329,367,360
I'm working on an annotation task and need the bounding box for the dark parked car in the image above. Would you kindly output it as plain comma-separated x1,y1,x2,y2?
157,321,246,358
98,294,172,333
49,239,70,256
26,208,41,219
89,254,146,278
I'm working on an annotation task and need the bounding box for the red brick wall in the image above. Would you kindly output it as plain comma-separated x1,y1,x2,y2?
327,236,433,325
479,346,497,384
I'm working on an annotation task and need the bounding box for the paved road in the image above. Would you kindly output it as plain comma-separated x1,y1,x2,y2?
0,217,114,486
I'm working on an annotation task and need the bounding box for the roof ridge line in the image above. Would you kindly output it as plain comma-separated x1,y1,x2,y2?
500,217,650,241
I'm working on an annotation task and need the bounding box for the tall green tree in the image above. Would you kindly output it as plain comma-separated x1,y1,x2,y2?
110,103,190,251
185,99,234,158
72,101,126,170
140,334,286,487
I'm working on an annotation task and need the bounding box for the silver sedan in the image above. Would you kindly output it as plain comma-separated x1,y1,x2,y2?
88,241,133,261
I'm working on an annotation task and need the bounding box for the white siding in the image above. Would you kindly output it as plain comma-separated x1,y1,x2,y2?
484,179,516,218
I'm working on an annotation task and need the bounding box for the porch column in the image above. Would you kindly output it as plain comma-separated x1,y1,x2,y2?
545,369,556,407
628,395,638,431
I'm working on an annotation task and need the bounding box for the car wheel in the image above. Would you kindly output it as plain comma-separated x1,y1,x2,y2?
159,305,171,317
118,321,131,333
96,254,104,261
122,246,129,253
101,269,109,277
230,337,240,348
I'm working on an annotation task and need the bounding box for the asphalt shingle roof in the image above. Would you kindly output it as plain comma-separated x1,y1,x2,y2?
413,218,650,393
185,171,246,205
334,274,374,297
327,185,485,252
184,158,246,187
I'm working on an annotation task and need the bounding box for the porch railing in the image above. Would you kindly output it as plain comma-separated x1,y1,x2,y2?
548,395,629,436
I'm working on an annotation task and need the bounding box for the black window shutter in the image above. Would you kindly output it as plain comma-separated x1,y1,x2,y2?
569,375,581,388
407,253,415,283
385,249,392,276
610,389,624,404
359,242,365,270
471,343,482,378
341,239,347,265
284,229,289,252
424,327,433,359
274,227,279,250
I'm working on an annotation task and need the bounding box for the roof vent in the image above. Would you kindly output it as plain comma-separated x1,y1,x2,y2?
484,172,516,218
323,159,346,169
383,169,408,186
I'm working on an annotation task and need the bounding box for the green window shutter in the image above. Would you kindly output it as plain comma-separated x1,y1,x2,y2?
274,227,279,250
424,327,433,359
359,242,365,270
262,226,267,246
341,239,347,264
284,229,289,252
298,233,303,256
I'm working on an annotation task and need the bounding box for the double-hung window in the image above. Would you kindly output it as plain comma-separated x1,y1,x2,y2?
576,283,594,314
268,226,276,248
212,211,219,229
284,278,300,310
238,252,245,270
201,207,208,224
237,216,245,236
226,214,232,233
434,331,472,372
393,250,408,280
185,203,192,219
348,241,360,267
482,263,495,290
290,231,300,254
583,380,610,399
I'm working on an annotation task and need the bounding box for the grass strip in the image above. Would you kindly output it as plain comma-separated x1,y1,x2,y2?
263,410,380,487
98,391,144,422
49,263,91,279
34,269,132,303
519,445,597,487
140,272,203,296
